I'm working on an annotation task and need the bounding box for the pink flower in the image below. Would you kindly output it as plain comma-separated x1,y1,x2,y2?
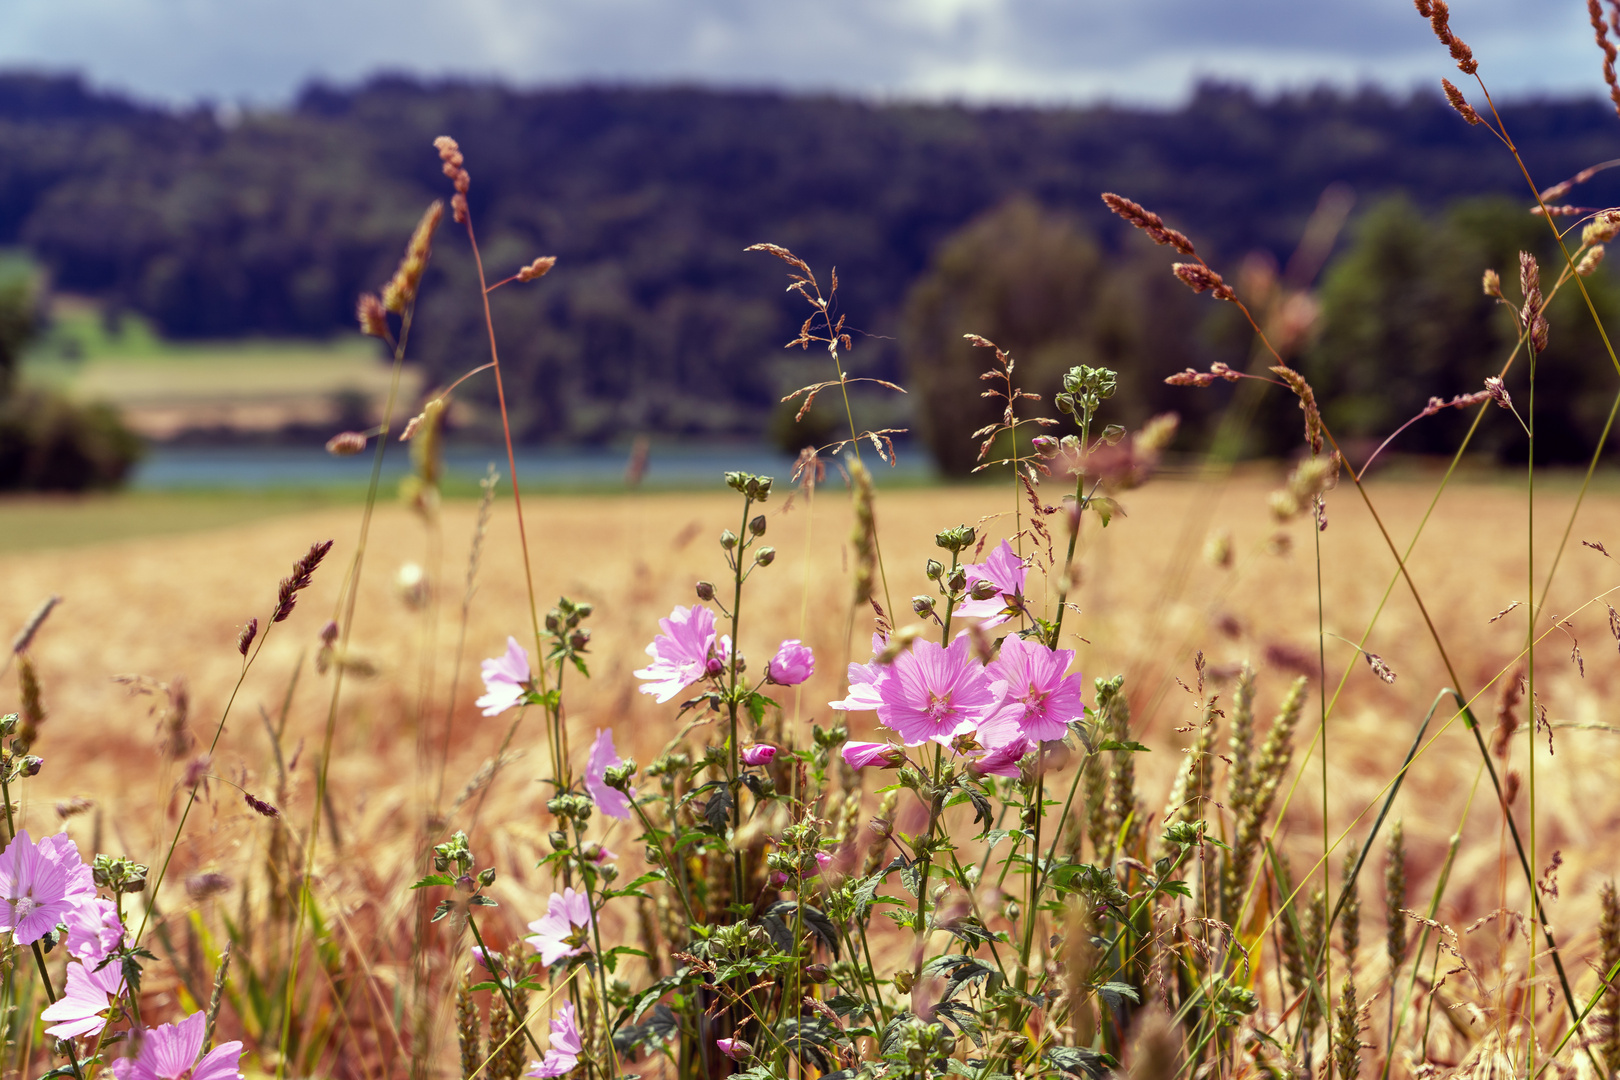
65,897,123,963
715,1037,753,1062
526,888,593,966
584,728,632,820
954,540,1026,627
470,945,499,971
477,637,532,716
740,744,776,767
969,737,1032,780
0,829,93,945
527,1002,582,1078
829,633,889,713
634,606,727,703
42,956,126,1039
985,636,1084,742
841,741,904,769
110,1011,243,1080
877,636,1005,747
766,640,815,685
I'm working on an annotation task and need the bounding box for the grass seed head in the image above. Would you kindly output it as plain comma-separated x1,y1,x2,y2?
273,539,335,623
1385,819,1409,970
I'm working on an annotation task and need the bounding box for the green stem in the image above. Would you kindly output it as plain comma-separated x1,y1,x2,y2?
465,913,545,1057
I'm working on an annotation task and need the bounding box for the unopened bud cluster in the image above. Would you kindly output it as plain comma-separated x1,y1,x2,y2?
546,597,594,655
92,854,149,894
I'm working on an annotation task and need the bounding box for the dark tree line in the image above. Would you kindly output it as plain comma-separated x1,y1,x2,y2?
5,71,1620,456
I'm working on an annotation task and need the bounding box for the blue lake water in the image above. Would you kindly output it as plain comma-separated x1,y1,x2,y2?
130,443,936,491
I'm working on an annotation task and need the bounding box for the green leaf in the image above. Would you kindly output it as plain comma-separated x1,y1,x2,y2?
703,784,734,831
1089,496,1124,527
1096,739,1149,753
431,900,456,923
410,873,456,890
764,901,841,959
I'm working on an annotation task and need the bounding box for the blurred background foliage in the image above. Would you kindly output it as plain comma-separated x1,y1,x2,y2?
5,72,1620,477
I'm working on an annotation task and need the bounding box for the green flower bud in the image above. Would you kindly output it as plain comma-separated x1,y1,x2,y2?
749,514,767,537
754,546,775,567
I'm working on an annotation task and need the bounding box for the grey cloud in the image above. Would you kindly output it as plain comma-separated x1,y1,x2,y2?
0,0,1604,107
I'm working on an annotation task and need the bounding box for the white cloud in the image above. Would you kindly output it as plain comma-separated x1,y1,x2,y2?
0,0,1604,107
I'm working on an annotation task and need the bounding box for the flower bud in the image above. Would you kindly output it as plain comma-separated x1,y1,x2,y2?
1102,423,1127,445
705,654,726,677
716,1038,754,1062
803,963,830,983
569,628,591,651
549,830,569,851
720,529,738,550
934,524,976,553
456,874,477,894
741,744,777,767
477,867,497,888
20,756,42,777
925,558,945,581
947,567,968,593
911,595,935,616
749,514,767,537
766,640,815,685
695,580,716,601
969,578,1000,601
1031,435,1059,457
754,546,776,567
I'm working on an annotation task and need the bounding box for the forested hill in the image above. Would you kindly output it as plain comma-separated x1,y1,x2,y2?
4,72,1620,443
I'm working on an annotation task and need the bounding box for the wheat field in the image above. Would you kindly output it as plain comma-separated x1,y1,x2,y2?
2,466,1618,1070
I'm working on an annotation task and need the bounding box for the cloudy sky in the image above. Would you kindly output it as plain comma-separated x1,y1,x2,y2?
0,0,1603,108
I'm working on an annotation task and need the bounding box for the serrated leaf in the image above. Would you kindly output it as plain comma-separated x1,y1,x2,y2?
411,873,456,890
1047,1045,1115,1079
703,784,734,831
764,901,841,959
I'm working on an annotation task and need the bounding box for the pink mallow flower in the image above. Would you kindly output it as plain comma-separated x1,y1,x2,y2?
634,605,727,703
985,636,1085,742
877,636,1005,747
715,1038,753,1062
766,640,815,686
584,728,632,820
953,540,1026,627
110,1011,243,1080
841,741,904,769
65,897,124,964
969,737,1032,780
477,637,532,716
527,1002,582,1078
526,888,594,966
829,633,889,713
42,956,126,1039
740,744,776,767
0,829,94,945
